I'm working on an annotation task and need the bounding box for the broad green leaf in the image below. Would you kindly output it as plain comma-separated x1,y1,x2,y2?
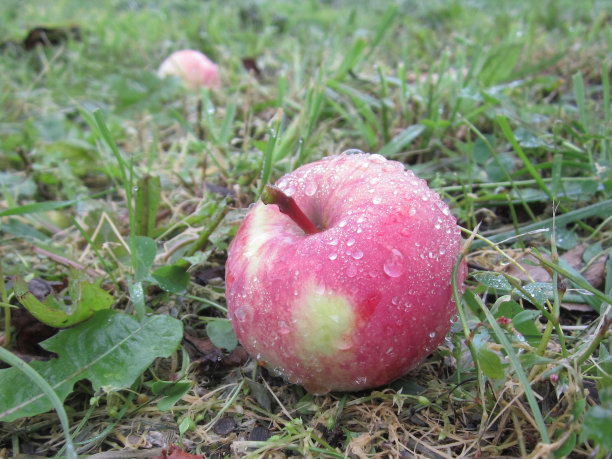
495,300,522,319
579,390,612,451
206,320,238,351
479,43,522,86
512,310,542,347
15,277,113,328
0,310,183,421
473,272,513,291
152,265,190,293
245,378,271,412
133,235,156,282
473,334,505,379
151,380,192,412
516,282,553,307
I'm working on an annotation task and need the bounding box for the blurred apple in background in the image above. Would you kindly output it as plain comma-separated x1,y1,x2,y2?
158,49,221,91
225,151,467,394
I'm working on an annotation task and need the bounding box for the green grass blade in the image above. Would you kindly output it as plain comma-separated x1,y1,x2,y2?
0,347,76,459
471,199,612,248
475,295,551,443
497,116,554,202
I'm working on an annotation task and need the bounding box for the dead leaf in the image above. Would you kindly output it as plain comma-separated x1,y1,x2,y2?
11,307,57,358
503,244,608,289
241,57,261,77
23,25,81,50
183,333,223,364
213,417,236,436
151,444,203,459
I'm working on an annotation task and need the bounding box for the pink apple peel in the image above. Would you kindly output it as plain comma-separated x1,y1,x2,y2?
225,151,467,394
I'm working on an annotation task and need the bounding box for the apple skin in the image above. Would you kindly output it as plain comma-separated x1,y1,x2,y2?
225,152,467,394
158,49,221,91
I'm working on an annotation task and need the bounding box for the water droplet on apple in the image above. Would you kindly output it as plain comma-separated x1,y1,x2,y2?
350,249,364,260
328,252,338,261
304,182,317,196
338,219,348,228
316,284,326,295
439,247,447,255
355,376,368,385
279,320,290,334
337,338,353,350
234,307,247,322
357,216,365,224
372,196,382,204
400,227,411,237
391,297,399,305
429,332,436,338
369,154,385,164
343,148,364,155
421,195,429,202
326,236,339,246
408,207,416,216
346,237,355,247
383,249,404,278
346,264,357,277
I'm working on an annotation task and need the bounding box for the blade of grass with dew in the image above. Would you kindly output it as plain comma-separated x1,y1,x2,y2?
257,124,281,199
0,347,76,459
471,199,612,248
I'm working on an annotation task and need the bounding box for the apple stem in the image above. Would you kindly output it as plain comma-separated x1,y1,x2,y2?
262,184,319,235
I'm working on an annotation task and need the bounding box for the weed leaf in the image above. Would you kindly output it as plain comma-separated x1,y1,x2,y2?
0,310,182,421
15,277,113,328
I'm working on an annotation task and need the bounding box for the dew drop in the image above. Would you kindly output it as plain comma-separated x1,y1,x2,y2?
383,249,404,278
408,207,416,216
346,264,357,278
351,249,364,260
421,195,429,202
439,247,447,255
304,182,317,196
429,332,436,338
357,216,366,224
400,227,411,237
337,338,353,350
326,236,339,246
279,320,290,334
328,252,338,261
346,237,355,247
372,196,382,205
234,307,247,322
338,219,348,228
369,154,386,164
391,297,399,305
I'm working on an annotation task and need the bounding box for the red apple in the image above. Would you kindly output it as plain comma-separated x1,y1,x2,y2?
225,151,467,394
158,49,221,91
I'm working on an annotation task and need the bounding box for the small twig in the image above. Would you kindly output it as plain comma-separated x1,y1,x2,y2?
33,246,102,277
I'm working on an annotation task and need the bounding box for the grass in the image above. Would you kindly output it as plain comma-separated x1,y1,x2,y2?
1,0,611,457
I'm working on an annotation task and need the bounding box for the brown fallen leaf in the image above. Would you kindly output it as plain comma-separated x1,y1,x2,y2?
504,244,608,289
151,444,203,459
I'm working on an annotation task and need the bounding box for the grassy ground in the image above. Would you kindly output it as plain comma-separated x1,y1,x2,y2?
1,0,611,457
